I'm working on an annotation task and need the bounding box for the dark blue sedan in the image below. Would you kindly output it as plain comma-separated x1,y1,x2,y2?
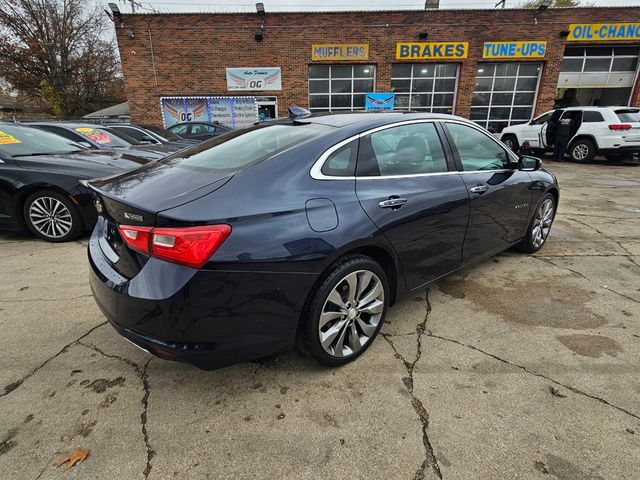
87,112,558,369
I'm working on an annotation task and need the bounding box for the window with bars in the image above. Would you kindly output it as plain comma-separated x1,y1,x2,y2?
390,63,458,113
308,65,375,111
470,62,542,133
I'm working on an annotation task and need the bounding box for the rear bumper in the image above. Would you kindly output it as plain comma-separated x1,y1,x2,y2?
599,146,640,156
88,221,318,369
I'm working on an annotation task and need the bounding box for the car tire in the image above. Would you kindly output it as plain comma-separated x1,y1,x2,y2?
569,139,596,163
297,255,388,367
23,190,84,242
501,134,519,153
515,193,556,254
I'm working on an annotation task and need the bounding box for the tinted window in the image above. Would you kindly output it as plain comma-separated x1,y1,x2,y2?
191,124,216,134
583,111,604,123
359,123,448,176
36,125,83,142
112,126,147,142
162,123,331,171
447,123,510,171
169,124,189,135
0,126,84,157
321,141,357,177
140,124,183,141
531,112,552,125
615,110,640,122
74,126,133,147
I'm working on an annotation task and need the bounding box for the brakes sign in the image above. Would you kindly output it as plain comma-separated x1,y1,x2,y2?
76,127,111,144
0,130,21,144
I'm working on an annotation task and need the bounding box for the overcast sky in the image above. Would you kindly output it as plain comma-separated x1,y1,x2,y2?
108,0,640,14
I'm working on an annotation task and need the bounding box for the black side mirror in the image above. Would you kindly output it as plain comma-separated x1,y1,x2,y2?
519,155,542,171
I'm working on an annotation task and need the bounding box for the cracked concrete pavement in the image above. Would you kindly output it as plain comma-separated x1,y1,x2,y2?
1,158,639,479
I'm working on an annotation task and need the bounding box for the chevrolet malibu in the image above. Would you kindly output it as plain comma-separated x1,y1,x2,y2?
88,112,559,369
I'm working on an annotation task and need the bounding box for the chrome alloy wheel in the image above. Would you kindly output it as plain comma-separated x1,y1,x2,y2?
573,143,589,161
318,270,385,358
504,138,514,150
28,196,73,239
531,198,554,249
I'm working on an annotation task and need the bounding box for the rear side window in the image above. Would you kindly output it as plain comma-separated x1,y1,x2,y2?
583,111,604,123
615,110,640,122
321,141,357,177
357,123,448,176
163,123,331,171
169,124,189,135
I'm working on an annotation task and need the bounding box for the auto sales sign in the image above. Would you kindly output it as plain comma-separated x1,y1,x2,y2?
226,67,282,91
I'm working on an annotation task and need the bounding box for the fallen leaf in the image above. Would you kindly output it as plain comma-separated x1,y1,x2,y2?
55,448,90,470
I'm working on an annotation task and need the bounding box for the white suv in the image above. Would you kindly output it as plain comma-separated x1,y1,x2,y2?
500,106,640,162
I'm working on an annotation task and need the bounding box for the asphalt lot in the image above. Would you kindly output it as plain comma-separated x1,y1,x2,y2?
1,158,639,479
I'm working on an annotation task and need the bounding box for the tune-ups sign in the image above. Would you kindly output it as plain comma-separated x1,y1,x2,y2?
482,41,546,59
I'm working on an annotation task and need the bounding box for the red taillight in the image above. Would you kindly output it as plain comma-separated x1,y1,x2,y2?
118,225,152,254
118,224,231,269
609,124,632,131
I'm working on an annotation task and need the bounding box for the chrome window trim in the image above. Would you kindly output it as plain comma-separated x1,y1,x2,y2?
310,118,518,181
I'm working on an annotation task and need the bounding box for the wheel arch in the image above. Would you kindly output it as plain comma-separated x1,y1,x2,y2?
569,134,599,152
14,183,81,226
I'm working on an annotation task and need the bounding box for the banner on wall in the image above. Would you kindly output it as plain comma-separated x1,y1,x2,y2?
226,68,282,91
160,96,258,128
365,93,395,111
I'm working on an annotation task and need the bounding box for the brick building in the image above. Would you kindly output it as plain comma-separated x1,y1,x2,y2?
114,7,640,132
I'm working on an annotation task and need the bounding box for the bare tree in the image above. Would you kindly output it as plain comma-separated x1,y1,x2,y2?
0,0,124,117
517,0,592,7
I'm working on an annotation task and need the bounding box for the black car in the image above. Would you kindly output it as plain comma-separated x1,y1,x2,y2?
28,122,167,161
88,112,559,370
167,121,233,141
0,124,150,242
103,123,197,147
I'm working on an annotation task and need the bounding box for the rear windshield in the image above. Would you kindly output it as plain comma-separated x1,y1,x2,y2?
74,126,133,148
0,125,84,157
162,123,332,171
615,110,640,123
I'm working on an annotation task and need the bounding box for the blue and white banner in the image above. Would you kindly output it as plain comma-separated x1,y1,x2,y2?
225,68,282,91
160,96,258,129
365,93,395,111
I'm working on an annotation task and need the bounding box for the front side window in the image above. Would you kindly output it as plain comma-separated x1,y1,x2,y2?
308,64,375,111
531,111,553,125
358,123,448,176
446,123,510,171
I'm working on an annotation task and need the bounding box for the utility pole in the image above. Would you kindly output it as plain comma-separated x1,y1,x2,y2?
130,0,135,13
495,0,506,7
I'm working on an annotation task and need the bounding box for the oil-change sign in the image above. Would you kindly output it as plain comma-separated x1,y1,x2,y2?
396,42,468,60
483,41,546,59
568,23,640,42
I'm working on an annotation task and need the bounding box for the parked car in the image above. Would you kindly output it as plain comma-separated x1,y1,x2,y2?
104,123,198,147
101,125,191,157
167,121,233,141
28,122,167,161
500,106,640,162
87,111,559,370
0,124,150,242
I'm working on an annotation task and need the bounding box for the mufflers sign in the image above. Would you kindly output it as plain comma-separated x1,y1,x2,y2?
396,42,468,60
311,44,369,61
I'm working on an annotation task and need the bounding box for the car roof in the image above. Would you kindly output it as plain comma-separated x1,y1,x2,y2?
558,106,638,111
28,122,107,129
291,111,468,129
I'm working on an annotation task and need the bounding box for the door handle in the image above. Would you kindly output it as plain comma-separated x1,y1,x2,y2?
379,197,408,209
469,185,489,194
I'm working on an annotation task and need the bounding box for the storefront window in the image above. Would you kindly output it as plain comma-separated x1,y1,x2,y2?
308,65,376,111
390,64,458,113
470,62,541,133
